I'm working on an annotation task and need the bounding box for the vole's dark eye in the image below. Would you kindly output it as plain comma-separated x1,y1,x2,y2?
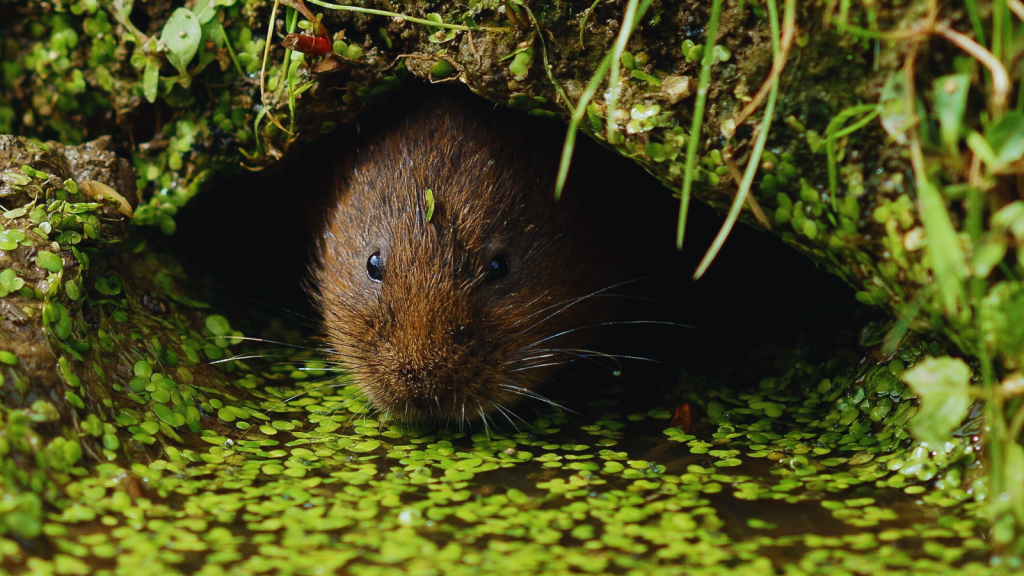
366,252,383,282
485,255,509,284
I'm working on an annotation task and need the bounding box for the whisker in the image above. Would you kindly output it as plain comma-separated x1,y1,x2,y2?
524,320,703,351
507,360,577,373
479,406,492,439
205,336,329,352
492,403,522,433
497,383,576,414
508,278,650,334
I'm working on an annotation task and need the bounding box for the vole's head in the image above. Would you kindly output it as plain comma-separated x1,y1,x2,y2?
311,92,619,423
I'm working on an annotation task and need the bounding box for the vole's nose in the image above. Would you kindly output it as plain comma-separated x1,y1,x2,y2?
385,343,468,409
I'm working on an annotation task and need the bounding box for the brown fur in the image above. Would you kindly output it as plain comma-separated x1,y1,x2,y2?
310,90,627,423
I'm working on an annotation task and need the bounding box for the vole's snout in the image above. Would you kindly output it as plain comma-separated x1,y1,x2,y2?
388,350,465,410
365,307,494,420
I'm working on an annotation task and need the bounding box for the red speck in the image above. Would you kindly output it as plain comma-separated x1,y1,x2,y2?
282,33,333,57
670,403,692,432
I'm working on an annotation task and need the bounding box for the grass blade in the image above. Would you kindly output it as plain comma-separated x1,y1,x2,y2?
676,0,724,249
692,0,785,277
555,0,652,198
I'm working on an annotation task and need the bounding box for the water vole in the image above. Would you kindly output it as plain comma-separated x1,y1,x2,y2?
309,89,635,423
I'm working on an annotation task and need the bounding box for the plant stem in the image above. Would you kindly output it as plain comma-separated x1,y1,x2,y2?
555,0,651,198
605,0,642,142
676,0,724,250
555,51,613,199
304,0,508,31
964,0,988,46
693,0,783,277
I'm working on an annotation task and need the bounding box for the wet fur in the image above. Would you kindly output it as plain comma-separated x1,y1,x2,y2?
310,90,626,423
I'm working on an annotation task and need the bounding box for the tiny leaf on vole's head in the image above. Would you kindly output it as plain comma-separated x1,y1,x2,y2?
425,189,435,223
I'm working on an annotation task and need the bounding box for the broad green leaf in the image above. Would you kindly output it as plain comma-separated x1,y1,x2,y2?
990,200,1024,239
902,356,972,445
986,111,1024,166
931,73,970,150
193,0,218,24
878,72,909,144
161,8,202,75
35,251,63,272
971,241,1006,278
981,281,1024,365
203,20,226,46
917,181,966,317
966,130,999,167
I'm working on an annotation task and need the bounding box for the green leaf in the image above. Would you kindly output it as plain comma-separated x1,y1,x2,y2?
111,0,134,23
378,27,393,49
990,200,1024,241
425,13,456,43
986,111,1024,166
205,314,231,336
134,360,153,378
981,281,1024,365
971,242,1006,278
94,275,122,296
35,251,63,272
143,57,160,104
509,49,533,79
350,439,381,453
931,73,970,151
153,403,185,427
193,0,218,24
204,20,226,46
966,130,999,167
0,269,24,297
630,69,661,86
424,189,435,223
429,59,454,79
901,356,972,445
3,493,42,539
878,72,910,144
917,181,965,317
1007,443,1024,515
161,8,202,75
0,229,25,251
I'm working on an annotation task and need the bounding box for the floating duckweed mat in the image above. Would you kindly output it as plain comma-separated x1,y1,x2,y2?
0,335,1004,574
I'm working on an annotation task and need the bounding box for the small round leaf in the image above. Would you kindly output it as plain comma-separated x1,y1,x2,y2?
161,9,202,74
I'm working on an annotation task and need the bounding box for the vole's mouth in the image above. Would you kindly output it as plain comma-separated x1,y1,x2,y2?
359,378,520,424
350,357,549,424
